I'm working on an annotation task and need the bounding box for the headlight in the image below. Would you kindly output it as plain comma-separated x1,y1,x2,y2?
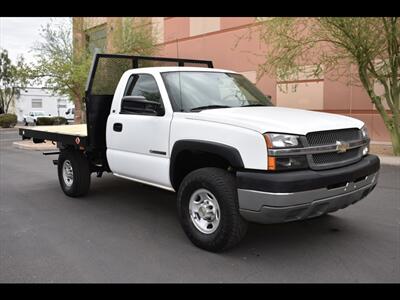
264,132,307,171
264,133,301,148
361,126,369,156
361,125,369,139
268,155,308,171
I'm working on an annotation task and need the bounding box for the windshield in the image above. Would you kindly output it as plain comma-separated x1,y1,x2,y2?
161,71,273,112
35,112,45,116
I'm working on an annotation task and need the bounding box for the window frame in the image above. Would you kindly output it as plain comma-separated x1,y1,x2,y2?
120,73,165,117
31,98,43,109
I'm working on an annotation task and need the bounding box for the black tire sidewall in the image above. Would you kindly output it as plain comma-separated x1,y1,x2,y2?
57,150,90,197
177,168,246,252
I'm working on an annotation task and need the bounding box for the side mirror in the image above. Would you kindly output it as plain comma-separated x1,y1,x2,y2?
266,94,272,101
120,96,165,116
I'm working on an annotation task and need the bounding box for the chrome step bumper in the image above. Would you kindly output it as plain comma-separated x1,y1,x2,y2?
238,172,378,224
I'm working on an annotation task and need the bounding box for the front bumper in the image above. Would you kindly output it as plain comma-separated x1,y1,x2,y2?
236,155,380,224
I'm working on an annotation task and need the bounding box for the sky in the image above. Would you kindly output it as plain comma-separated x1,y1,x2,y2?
0,17,69,64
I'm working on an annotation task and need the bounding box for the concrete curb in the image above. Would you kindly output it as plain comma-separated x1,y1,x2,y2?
377,155,400,166
0,127,18,131
13,140,57,151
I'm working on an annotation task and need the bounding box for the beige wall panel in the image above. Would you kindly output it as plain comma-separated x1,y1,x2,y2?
277,82,324,110
83,17,107,30
239,71,257,84
189,17,220,36
279,65,324,82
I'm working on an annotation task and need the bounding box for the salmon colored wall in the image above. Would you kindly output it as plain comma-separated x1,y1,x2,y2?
164,18,190,42
157,17,389,142
220,17,254,29
341,113,391,142
159,22,277,101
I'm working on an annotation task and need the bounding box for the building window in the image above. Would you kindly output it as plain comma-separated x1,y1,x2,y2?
85,25,107,54
57,99,67,108
32,99,42,109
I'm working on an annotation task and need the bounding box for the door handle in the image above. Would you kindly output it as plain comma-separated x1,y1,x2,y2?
113,123,123,132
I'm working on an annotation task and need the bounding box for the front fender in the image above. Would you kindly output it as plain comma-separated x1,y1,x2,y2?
169,139,244,189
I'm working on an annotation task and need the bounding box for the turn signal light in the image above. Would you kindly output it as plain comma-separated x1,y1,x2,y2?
268,156,276,170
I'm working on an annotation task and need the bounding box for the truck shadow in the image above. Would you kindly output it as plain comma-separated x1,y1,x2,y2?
85,173,361,257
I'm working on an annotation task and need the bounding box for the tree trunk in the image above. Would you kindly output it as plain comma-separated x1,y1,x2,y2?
74,96,83,124
5,96,13,113
388,124,400,156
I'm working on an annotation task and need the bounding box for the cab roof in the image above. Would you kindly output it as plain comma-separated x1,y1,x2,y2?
127,66,238,74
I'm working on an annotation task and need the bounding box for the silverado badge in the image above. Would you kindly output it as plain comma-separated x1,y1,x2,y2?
336,141,350,153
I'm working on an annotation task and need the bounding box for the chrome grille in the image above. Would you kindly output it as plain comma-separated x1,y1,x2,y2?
312,148,361,165
306,128,363,169
306,128,361,146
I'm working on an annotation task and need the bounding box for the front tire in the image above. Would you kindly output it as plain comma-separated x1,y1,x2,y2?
57,150,91,197
177,167,248,252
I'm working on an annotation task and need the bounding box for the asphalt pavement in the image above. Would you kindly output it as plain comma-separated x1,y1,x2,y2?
0,128,399,283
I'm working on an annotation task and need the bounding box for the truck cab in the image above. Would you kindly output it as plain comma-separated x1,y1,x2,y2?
65,107,75,123
20,54,380,252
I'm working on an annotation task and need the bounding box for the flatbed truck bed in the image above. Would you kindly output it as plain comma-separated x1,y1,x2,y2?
19,124,88,148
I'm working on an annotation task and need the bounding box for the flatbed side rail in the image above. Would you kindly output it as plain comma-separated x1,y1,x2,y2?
19,127,87,148
85,53,214,94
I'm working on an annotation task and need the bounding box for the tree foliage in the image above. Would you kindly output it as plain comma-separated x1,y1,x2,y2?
254,17,400,155
30,18,91,123
111,17,160,56
30,17,159,123
0,49,29,114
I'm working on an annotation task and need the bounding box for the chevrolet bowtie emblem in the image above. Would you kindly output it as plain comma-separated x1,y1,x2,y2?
336,141,349,153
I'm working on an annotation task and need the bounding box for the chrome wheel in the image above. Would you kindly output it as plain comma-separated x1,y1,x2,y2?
189,188,220,234
62,160,74,187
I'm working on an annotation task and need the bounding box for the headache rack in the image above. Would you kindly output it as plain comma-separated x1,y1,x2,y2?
20,53,214,172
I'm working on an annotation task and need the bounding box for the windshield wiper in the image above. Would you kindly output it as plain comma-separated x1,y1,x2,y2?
240,104,266,107
190,105,231,112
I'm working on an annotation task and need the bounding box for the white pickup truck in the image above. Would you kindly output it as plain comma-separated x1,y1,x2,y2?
23,111,51,125
20,54,380,252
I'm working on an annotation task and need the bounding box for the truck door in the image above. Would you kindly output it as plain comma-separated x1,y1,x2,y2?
106,73,173,189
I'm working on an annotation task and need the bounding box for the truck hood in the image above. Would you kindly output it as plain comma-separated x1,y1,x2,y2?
185,106,364,135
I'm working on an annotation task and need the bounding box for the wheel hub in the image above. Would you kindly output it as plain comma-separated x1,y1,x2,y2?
189,189,220,234
62,160,74,187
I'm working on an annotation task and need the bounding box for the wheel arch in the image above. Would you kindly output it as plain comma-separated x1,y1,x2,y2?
170,139,244,190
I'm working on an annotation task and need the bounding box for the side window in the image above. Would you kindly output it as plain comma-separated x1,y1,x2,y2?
125,74,162,104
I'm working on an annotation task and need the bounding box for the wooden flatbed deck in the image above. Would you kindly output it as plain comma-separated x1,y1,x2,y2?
20,124,87,137
19,124,88,148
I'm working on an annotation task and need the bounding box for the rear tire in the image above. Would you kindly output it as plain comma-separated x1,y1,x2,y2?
177,167,248,252
57,149,91,197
